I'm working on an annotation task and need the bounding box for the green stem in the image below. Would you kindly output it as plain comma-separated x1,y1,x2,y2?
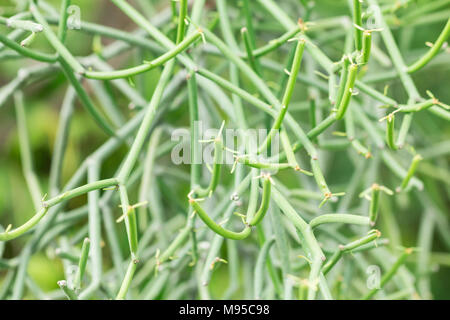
352,0,363,51
361,31,372,65
368,0,420,101
84,32,200,80
253,26,301,58
280,130,298,168
386,114,397,150
311,159,331,196
194,139,223,198
116,259,139,299
83,162,102,298
254,237,276,299
256,0,334,72
4,17,43,33
241,27,261,75
73,237,90,290
0,179,118,241
49,87,76,196
116,60,175,184
57,0,71,42
259,39,306,153
396,99,439,113
29,1,84,74
58,280,78,300
118,185,139,259
237,156,293,171
248,177,272,226
137,127,162,232
407,18,450,73
0,33,57,62
369,185,380,225
59,59,116,136
309,214,370,229
189,199,251,240
336,64,358,120
271,187,325,299
381,152,423,190
401,154,423,190
363,248,413,299
14,91,42,210
335,56,350,108
322,231,381,275
175,0,188,44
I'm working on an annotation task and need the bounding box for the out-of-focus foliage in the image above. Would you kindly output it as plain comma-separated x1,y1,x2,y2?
0,0,449,300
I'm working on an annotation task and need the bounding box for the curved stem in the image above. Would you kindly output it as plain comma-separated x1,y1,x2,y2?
194,139,223,198
0,178,118,241
189,199,251,240
309,213,370,229
59,58,116,136
116,60,175,184
336,64,358,120
116,259,139,299
407,18,450,73
73,237,90,290
0,32,57,62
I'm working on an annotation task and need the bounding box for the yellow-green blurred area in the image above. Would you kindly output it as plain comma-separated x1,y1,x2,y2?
0,0,449,299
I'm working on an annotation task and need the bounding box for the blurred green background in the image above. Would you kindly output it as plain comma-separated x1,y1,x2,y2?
0,0,449,298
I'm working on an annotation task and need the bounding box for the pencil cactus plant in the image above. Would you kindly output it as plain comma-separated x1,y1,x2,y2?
0,0,449,300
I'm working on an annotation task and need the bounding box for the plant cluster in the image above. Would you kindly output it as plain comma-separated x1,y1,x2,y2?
0,0,449,300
